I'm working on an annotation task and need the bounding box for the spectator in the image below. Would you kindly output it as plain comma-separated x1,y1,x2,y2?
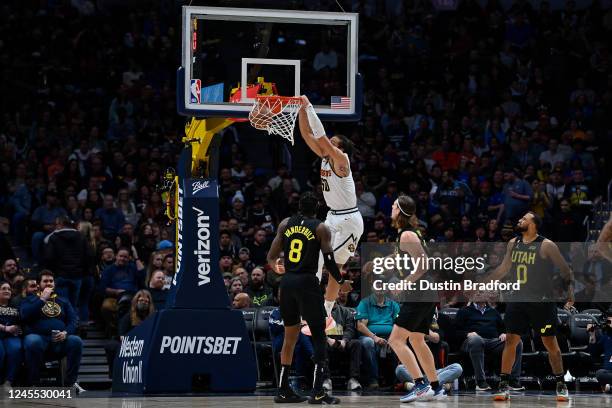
313,43,338,72
356,181,377,219
1,259,18,283
10,275,38,308
146,252,165,284
245,267,272,307
161,254,174,289
0,281,23,388
98,245,116,275
220,230,238,259
42,216,88,310
588,311,612,394
148,270,168,311
99,248,145,335
553,199,583,242
30,191,67,263
321,298,363,391
539,139,566,168
356,291,400,388
396,362,463,394
232,293,251,310
95,194,126,239
237,247,255,273
248,229,270,266
502,168,533,223
454,293,523,391
77,221,97,328
105,290,155,377
228,277,244,301
20,270,83,391
117,290,155,335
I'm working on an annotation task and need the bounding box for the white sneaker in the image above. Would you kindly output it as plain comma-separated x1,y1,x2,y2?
347,377,362,390
604,384,610,394
71,383,86,394
322,379,332,391
404,381,415,391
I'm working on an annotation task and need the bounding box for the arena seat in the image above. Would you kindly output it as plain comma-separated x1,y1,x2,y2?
557,308,572,327
437,308,459,351
252,307,277,384
569,314,597,351
241,308,257,341
580,308,603,322
520,331,547,381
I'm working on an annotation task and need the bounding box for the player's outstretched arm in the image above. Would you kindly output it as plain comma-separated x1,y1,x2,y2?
484,238,515,282
298,96,350,177
267,217,289,274
316,223,352,291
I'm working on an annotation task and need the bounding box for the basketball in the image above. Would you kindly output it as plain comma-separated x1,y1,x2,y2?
249,103,274,130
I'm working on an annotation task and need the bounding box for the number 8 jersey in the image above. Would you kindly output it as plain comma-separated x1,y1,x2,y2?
283,215,322,275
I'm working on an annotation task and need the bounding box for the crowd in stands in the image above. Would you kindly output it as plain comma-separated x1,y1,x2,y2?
0,0,611,393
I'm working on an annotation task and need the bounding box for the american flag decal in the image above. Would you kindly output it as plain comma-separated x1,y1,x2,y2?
331,96,351,109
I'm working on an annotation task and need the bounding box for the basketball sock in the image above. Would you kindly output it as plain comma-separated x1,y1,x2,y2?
415,377,425,386
279,365,291,390
313,363,325,391
324,300,335,317
554,374,564,383
430,381,439,390
500,373,510,384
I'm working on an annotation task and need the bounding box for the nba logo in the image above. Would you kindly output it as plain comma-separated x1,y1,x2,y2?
190,79,201,104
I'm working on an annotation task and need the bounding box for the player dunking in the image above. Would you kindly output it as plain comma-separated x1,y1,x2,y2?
386,195,447,402
297,95,364,321
487,211,573,401
267,192,352,404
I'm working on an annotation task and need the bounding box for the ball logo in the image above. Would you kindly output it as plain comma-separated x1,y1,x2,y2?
192,180,210,194
190,79,201,104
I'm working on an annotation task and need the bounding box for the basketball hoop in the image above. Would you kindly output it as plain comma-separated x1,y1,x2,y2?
248,96,303,145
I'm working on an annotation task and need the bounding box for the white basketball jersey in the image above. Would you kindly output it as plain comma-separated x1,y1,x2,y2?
320,155,357,210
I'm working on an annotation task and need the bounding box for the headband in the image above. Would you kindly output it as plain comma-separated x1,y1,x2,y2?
396,200,413,217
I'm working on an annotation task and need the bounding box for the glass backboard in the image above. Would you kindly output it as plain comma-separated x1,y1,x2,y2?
178,6,361,121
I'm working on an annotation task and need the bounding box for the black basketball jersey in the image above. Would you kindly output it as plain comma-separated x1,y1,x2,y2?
396,226,428,279
510,235,554,300
283,216,322,275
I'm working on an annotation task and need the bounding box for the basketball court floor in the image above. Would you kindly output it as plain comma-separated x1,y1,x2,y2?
2,391,611,408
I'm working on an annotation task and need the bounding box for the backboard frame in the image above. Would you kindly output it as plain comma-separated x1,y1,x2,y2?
177,6,361,122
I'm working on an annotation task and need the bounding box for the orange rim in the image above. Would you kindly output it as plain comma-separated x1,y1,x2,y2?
254,95,302,104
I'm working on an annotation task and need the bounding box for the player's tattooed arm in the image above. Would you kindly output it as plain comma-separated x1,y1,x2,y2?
267,217,289,273
542,239,574,298
594,218,612,263
399,230,429,283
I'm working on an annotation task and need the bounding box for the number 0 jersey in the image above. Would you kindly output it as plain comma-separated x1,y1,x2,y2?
320,155,357,211
283,215,322,275
510,235,554,300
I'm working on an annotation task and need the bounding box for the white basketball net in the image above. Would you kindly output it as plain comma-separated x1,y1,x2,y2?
248,97,302,145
